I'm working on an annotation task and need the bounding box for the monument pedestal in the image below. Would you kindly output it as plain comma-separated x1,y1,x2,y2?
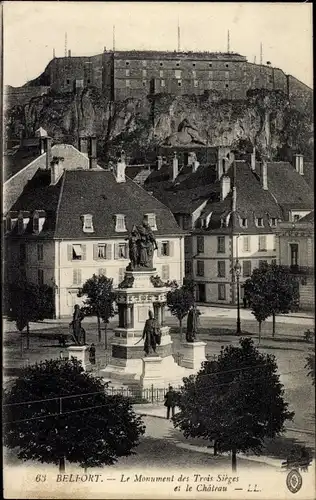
67,345,91,371
140,356,164,389
179,342,207,370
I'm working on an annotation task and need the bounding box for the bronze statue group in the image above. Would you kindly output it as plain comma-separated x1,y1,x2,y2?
127,221,158,270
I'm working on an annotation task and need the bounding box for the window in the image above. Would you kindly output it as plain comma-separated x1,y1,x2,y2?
209,63,212,67
159,70,164,77
118,243,128,259
271,258,277,265
192,63,196,67
293,214,300,222
243,260,252,277
217,260,226,277
258,235,267,251
160,62,163,66
225,71,229,79
33,214,39,233
144,213,157,230
194,80,198,88
162,264,169,280
218,284,226,300
82,214,94,233
176,63,180,67
290,243,299,267
125,79,130,87
87,79,91,84
161,241,170,256
17,214,24,234
256,217,264,227
66,79,70,84
175,69,182,79
197,235,204,254
5,215,12,232
142,69,147,77
38,269,44,286
142,60,147,67
73,269,82,286
178,80,182,87
142,80,147,87
98,268,106,276
197,260,204,277
241,218,248,228
37,244,43,261
192,70,196,77
97,244,106,259
270,218,277,227
115,214,126,232
161,79,165,87
225,64,229,68
185,261,192,275
209,81,213,90
71,244,84,260
242,235,250,252
19,243,26,263
225,84,229,88
125,61,130,66
125,69,130,76
217,236,225,253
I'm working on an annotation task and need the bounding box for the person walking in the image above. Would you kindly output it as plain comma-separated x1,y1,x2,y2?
164,386,177,419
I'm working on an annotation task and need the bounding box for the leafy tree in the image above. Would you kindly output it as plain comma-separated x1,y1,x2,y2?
305,353,315,386
3,358,145,472
243,262,299,338
174,338,294,472
7,281,54,351
78,274,116,348
166,284,195,340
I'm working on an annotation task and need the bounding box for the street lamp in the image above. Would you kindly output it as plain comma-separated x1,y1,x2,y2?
234,260,242,335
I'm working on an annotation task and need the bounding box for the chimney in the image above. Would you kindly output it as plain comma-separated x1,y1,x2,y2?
172,152,178,181
114,154,126,183
157,155,163,170
232,186,237,212
221,175,231,201
192,160,200,173
260,159,268,190
293,154,304,175
250,146,256,171
88,136,97,169
79,136,88,155
217,158,224,180
40,138,45,155
68,49,71,57
45,137,52,170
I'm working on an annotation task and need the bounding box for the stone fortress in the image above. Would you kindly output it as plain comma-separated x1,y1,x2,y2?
7,49,312,110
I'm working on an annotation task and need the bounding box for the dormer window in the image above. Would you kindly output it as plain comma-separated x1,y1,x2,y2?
115,214,126,232
144,213,157,231
82,214,94,233
5,215,12,233
33,212,39,233
17,213,24,235
256,217,264,227
241,217,248,228
270,217,277,227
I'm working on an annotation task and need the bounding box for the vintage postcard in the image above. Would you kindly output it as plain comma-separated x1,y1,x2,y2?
2,2,314,499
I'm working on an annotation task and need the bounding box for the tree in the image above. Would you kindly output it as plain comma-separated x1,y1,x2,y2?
7,281,54,351
166,284,195,340
78,274,116,348
305,353,315,386
243,263,299,338
3,358,145,472
173,338,294,472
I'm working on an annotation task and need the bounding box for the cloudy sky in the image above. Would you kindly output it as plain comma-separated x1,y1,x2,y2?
3,2,313,88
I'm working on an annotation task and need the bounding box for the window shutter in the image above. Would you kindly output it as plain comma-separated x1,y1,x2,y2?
67,244,73,261
162,264,169,280
157,242,162,257
114,243,119,260
78,269,82,285
168,241,174,257
73,269,77,285
82,245,86,260
93,244,98,260
106,244,112,260
119,267,125,283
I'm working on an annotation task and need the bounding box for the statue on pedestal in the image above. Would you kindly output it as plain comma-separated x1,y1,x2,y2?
127,221,158,270
142,311,161,356
186,304,201,343
69,305,86,345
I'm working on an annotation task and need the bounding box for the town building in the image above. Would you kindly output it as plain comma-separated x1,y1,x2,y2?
8,49,311,110
4,153,185,318
276,211,314,310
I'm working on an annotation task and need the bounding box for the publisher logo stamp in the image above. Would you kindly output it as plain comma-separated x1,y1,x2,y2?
286,469,302,494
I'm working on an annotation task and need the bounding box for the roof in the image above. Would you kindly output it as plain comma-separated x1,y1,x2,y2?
297,211,314,224
4,149,41,182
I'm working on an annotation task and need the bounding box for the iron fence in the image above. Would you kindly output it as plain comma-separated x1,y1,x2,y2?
105,385,182,404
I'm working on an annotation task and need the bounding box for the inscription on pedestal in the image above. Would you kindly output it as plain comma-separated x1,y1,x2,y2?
112,343,172,360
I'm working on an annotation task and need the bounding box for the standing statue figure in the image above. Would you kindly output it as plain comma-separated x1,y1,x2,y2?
142,221,158,269
142,311,161,356
186,304,201,343
127,226,139,269
127,219,158,269
69,305,86,345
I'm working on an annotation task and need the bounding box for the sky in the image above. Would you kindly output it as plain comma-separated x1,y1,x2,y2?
3,2,313,88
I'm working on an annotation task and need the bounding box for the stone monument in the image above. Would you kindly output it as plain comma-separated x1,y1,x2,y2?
67,305,91,371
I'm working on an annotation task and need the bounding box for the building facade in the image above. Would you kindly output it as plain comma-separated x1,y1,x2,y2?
5,153,185,318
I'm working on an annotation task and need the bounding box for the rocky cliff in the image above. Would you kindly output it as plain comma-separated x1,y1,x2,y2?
5,88,313,163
